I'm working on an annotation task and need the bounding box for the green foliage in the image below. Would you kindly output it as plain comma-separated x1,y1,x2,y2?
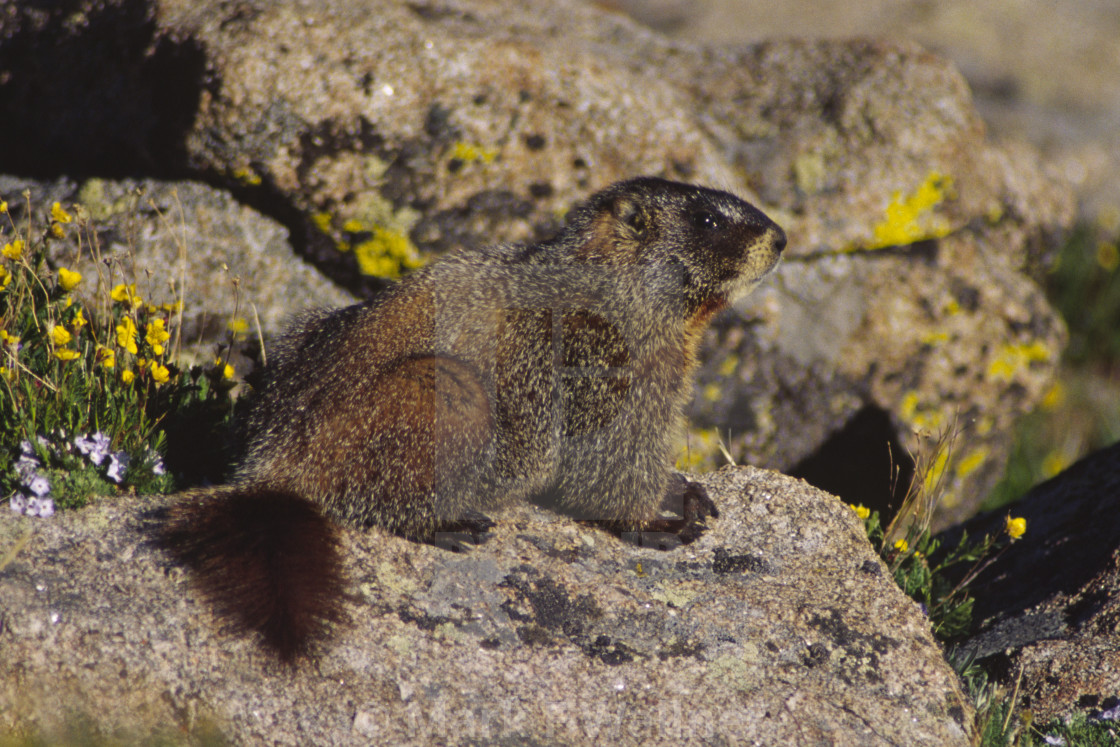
986,218,1120,512
855,506,1012,641
1048,221,1120,368
1,193,236,513
1026,711,1120,747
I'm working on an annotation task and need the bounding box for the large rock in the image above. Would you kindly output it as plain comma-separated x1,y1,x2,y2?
0,468,973,745
952,440,1120,723
0,0,1074,524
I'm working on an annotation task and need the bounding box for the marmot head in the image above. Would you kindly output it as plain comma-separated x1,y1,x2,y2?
566,177,786,314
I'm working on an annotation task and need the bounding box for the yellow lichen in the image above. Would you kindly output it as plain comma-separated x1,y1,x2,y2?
718,353,740,377
232,167,262,187
922,449,950,496
920,330,949,346
676,428,720,471
911,407,944,432
862,171,954,250
1040,382,1065,411
311,212,333,235
987,341,1051,383
450,141,498,165
348,227,422,279
899,391,920,423
322,192,426,277
955,446,989,479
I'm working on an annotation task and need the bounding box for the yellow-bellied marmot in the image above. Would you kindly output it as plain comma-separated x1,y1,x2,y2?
157,176,786,659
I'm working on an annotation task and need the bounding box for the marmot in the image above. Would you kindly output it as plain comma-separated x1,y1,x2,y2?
157,177,786,660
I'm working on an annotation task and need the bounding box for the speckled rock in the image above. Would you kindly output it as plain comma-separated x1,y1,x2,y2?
951,441,1120,723
0,0,1074,526
0,467,974,745
671,40,1073,528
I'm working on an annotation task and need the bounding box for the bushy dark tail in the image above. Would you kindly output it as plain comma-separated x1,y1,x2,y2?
154,487,348,661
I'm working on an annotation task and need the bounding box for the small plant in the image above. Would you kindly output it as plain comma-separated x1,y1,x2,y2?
845,423,1026,640
1,191,236,513
845,421,1035,743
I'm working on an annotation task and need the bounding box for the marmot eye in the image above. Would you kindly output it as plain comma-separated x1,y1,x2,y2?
691,210,722,232
624,209,647,234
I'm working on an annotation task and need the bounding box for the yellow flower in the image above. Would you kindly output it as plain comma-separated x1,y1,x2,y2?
1005,516,1027,540
57,267,82,291
70,308,88,331
0,365,12,381
110,283,143,309
53,348,80,361
0,265,10,288
211,357,235,379
116,316,138,354
2,239,24,261
145,318,170,348
49,324,72,346
893,538,909,553
149,360,170,384
227,317,249,335
51,202,72,224
0,201,8,214
848,503,871,520
50,222,66,239
121,369,135,384
0,329,19,345
96,345,116,369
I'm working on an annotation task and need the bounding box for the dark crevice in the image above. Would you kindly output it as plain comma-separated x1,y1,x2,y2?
0,0,208,180
789,405,914,523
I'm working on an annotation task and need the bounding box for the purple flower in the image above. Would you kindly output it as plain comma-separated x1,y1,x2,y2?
106,451,130,484
14,454,40,482
9,493,27,514
27,496,54,518
74,432,111,466
26,474,50,497
1094,704,1120,721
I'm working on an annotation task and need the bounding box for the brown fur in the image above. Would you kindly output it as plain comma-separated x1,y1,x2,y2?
155,177,786,659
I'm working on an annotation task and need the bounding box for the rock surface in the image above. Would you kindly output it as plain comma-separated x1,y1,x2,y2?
951,440,1120,723
615,0,1120,224
0,0,1075,527
0,467,973,745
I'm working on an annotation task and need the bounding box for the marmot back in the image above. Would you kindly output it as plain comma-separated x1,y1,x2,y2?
158,176,786,660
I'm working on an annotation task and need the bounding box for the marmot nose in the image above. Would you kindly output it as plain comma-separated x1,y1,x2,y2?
772,227,788,254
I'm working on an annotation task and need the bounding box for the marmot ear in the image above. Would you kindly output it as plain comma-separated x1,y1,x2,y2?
614,196,649,238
